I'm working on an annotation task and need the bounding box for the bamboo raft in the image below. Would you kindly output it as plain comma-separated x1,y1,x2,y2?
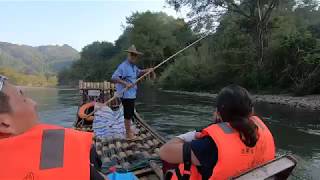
74,81,165,179
73,81,297,180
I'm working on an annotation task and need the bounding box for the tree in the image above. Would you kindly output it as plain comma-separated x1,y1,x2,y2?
59,6,320,95
81,41,119,61
124,11,195,68
58,11,195,85
167,0,280,88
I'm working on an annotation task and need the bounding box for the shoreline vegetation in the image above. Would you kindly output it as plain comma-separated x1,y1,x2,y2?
59,2,320,97
0,42,78,88
18,86,57,89
19,86,77,91
162,89,320,111
0,67,57,87
19,83,320,111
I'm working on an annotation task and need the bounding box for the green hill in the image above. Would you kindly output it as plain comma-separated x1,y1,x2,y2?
0,42,80,74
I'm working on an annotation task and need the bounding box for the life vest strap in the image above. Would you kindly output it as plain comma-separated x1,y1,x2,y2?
182,142,192,180
217,123,234,134
175,167,182,179
40,129,65,170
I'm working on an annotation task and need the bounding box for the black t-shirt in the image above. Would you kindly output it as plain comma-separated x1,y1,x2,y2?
90,146,105,180
190,137,218,180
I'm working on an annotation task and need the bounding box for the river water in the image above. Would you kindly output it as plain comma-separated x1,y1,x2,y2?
24,86,320,179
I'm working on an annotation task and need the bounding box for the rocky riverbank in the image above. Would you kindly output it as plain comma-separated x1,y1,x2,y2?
253,94,320,110
162,90,320,111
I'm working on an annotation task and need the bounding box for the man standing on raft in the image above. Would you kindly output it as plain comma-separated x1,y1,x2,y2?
111,45,154,139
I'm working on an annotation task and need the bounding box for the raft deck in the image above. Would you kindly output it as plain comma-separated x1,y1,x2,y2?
95,112,165,178
73,81,165,179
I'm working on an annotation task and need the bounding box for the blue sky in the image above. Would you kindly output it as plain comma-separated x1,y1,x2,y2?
0,1,184,51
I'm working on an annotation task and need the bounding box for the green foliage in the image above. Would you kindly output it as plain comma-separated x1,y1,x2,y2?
61,2,320,95
162,0,320,95
0,67,57,87
126,12,195,68
81,42,119,60
58,43,124,86
59,11,195,85
0,42,79,74
0,42,71,87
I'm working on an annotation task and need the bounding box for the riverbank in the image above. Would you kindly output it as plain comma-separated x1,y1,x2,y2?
18,86,78,91
18,86,57,89
162,90,320,111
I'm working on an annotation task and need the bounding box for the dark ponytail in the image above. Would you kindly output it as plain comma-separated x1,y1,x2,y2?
216,85,258,147
228,116,258,147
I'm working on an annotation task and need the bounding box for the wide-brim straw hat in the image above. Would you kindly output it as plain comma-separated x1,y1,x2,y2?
124,45,143,55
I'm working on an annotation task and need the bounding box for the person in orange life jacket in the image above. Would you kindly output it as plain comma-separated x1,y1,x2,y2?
0,75,108,180
159,85,275,180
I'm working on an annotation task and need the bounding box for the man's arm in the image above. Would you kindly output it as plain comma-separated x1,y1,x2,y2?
159,135,201,165
111,65,133,88
138,68,155,77
110,78,132,88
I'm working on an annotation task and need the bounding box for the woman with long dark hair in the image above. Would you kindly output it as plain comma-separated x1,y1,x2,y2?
160,85,275,180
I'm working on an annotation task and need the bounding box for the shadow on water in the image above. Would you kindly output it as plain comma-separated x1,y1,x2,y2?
24,86,319,179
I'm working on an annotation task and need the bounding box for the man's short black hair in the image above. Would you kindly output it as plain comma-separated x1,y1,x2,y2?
0,85,11,113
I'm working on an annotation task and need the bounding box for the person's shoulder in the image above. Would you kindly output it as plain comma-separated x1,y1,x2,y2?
38,123,64,130
65,128,93,145
193,136,215,145
191,137,216,152
66,128,92,136
116,60,128,69
191,137,218,165
120,60,129,66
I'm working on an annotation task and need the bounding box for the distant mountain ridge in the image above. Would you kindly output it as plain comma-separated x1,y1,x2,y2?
0,42,80,74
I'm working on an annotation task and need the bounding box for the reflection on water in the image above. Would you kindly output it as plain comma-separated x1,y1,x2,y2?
24,87,79,127
254,102,320,180
24,86,320,179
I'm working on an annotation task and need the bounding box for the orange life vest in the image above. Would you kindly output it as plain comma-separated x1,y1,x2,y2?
171,116,275,180
0,124,93,180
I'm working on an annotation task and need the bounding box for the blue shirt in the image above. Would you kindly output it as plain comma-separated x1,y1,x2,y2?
111,60,141,99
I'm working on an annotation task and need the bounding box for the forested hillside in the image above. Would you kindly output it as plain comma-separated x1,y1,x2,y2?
0,42,79,74
59,0,320,95
0,42,79,87
58,12,194,86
